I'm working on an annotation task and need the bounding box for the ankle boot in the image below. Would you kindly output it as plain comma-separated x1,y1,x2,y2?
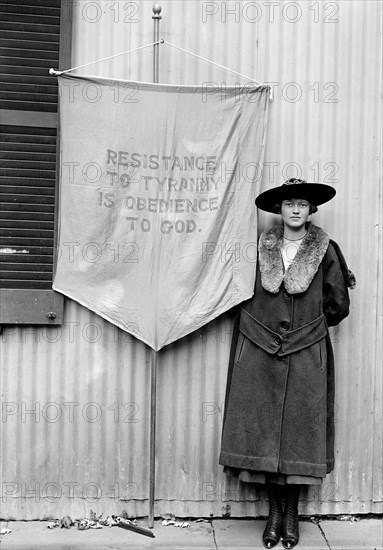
262,483,283,549
282,485,301,549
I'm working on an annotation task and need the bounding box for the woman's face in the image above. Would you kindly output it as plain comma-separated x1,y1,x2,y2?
281,198,310,230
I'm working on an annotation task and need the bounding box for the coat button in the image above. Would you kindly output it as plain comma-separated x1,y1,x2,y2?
281,321,290,331
274,335,282,345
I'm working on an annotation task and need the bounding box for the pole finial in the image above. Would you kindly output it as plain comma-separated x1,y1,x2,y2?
152,3,162,18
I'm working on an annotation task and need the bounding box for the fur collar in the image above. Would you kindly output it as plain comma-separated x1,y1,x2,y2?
258,223,330,294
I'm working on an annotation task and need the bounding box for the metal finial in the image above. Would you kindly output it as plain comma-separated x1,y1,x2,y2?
152,3,162,18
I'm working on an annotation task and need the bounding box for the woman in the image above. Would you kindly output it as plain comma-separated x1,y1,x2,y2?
219,179,354,549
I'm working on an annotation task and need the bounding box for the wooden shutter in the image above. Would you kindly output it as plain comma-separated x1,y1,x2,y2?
0,0,72,324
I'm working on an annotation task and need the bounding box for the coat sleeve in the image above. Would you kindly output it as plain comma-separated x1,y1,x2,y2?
322,243,350,327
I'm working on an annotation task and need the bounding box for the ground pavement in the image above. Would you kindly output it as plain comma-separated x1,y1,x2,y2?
0,517,382,550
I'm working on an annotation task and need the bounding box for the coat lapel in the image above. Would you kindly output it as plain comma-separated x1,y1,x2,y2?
258,223,330,294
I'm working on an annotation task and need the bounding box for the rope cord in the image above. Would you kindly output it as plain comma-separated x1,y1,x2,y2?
49,39,270,97
49,40,161,76
162,40,264,86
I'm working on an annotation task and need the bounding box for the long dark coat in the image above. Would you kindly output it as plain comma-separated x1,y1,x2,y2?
219,223,351,478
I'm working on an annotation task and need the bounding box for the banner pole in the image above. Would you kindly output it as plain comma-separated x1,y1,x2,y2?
148,4,161,530
148,348,158,528
152,4,162,84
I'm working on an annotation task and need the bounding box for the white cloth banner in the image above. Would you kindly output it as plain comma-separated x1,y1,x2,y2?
53,74,270,350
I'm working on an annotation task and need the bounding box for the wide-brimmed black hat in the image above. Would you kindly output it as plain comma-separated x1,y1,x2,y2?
255,178,336,213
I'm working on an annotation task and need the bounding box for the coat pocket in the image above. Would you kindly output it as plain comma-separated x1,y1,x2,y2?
235,334,246,363
319,338,327,372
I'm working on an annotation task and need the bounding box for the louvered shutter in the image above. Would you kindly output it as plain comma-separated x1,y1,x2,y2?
0,0,72,324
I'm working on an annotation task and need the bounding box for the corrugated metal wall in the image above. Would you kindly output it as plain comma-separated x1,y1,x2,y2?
1,0,382,518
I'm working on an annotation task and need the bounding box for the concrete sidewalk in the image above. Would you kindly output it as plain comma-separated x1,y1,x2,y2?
0,518,382,550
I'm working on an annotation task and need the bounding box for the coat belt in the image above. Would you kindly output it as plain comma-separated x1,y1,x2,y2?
239,308,328,356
